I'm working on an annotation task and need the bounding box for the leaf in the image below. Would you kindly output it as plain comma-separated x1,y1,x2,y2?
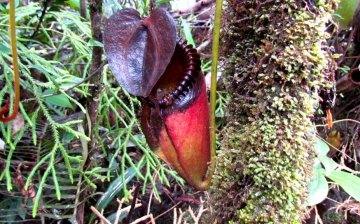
181,18,195,47
87,38,104,48
313,138,330,156
104,8,177,97
106,209,132,223
0,42,10,54
89,167,137,223
96,167,136,208
313,138,339,175
53,74,85,92
156,0,172,6
43,89,73,109
65,0,80,10
318,155,338,175
308,167,328,206
326,170,360,202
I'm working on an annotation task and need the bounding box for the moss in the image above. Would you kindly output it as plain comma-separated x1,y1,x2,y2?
211,0,337,223
323,210,346,224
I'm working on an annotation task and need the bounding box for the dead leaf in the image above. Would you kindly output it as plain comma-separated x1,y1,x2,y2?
12,113,24,134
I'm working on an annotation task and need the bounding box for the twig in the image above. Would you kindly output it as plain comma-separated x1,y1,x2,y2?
188,206,197,222
147,202,182,224
315,118,360,127
30,0,52,39
90,206,111,224
188,197,207,224
314,206,324,224
118,203,142,215
196,39,211,53
124,182,141,224
147,188,154,215
173,208,177,224
147,169,161,215
114,198,125,224
131,214,155,224
176,209,186,224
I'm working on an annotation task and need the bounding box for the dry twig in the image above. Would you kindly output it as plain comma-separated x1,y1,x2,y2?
131,214,155,224
90,206,111,224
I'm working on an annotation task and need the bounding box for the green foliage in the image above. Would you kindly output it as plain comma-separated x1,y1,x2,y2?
308,138,360,205
327,170,360,201
66,0,80,11
181,17,196,47
308,164,328,206
215,91,229,115
0,4,90,218
0,2,179,222
43,89,73,110
90,166,137,223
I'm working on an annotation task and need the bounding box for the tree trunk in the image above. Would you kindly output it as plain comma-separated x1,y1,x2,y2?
210,0,336,223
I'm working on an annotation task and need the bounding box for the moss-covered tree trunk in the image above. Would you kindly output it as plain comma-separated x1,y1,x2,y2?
211,0,336,223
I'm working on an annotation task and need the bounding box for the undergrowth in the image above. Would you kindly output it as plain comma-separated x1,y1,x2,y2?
0,2,179,222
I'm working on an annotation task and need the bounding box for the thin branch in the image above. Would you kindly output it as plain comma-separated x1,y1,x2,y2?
30,0,52,39
176,209,186,224
314,206,324,224
315,118,360,127
131,214,155,224
118,203,142,215
90,206,111,224
114,198,126,224
147,188,154,215
147,202,182,224
124,182,141,224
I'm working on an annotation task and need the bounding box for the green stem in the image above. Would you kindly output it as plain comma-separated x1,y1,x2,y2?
208,0,223,184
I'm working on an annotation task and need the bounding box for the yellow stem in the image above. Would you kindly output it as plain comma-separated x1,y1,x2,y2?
207,0,223,187
0,0,20,122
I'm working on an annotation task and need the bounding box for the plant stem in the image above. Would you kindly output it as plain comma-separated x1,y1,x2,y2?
0,0,20,122
9,0,20,112
208,0,223,184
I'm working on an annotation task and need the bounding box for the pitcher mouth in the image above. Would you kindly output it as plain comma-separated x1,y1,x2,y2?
148,39,203,114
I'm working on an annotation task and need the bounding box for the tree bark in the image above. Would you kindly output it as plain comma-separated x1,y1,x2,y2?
210,0,336,223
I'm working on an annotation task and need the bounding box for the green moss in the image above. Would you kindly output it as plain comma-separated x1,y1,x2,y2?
211,0,337,223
